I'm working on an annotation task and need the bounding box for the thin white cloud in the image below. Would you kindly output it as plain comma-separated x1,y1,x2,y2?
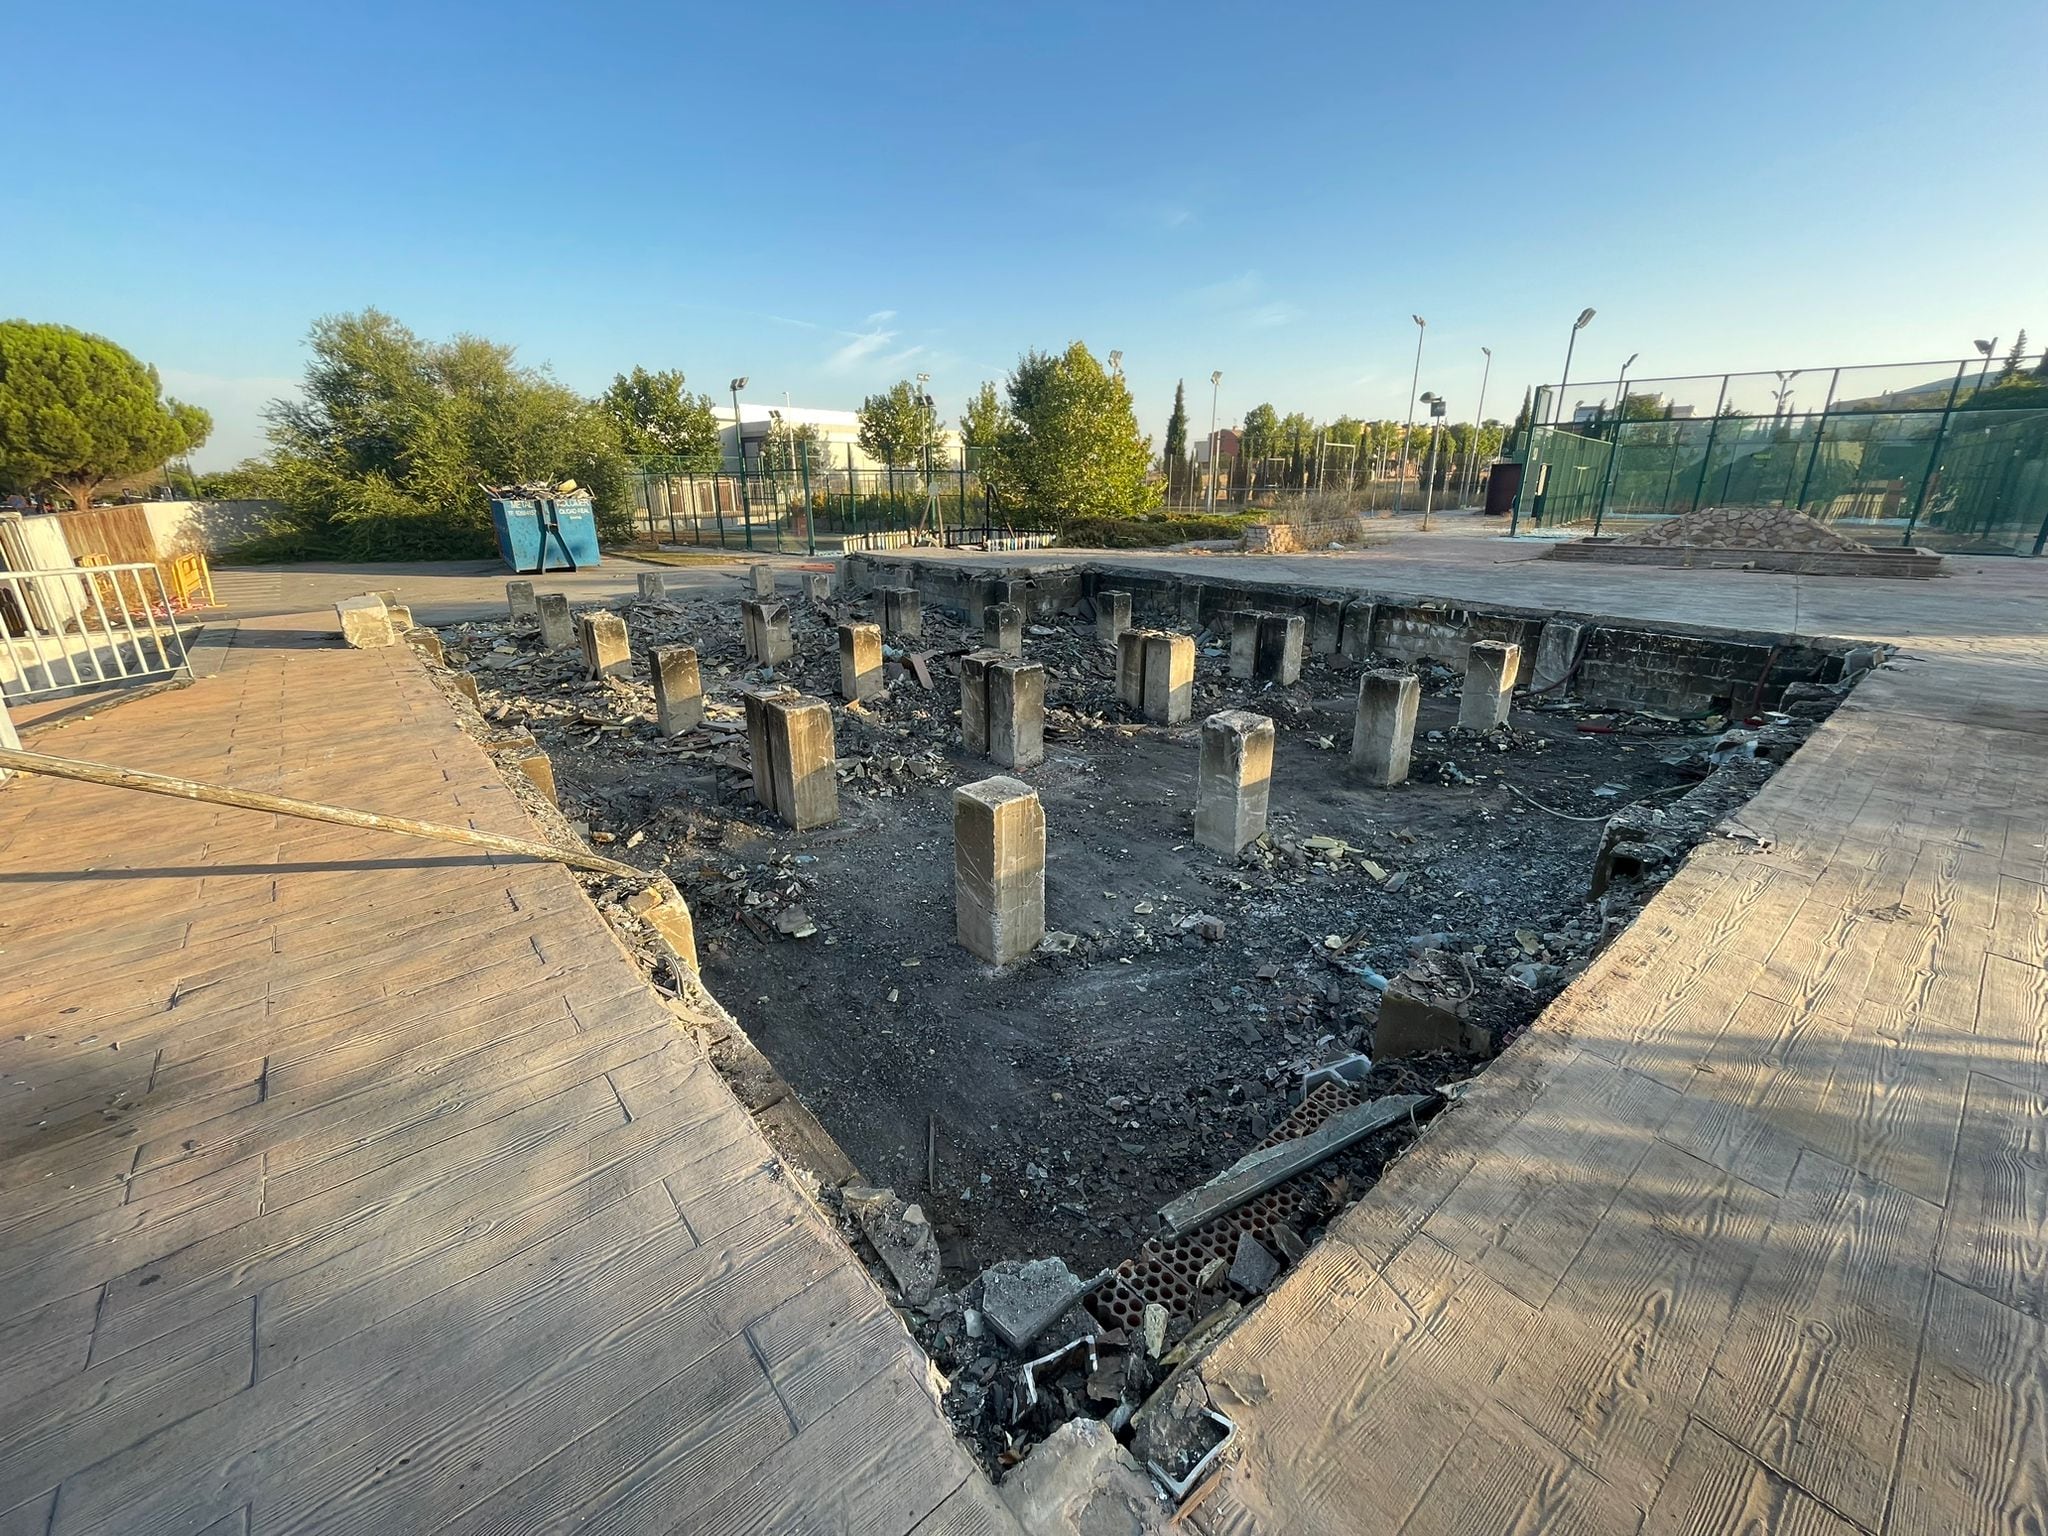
1188,271,1265,308
824,325,899,372
1246,303,1301,329
865,309,898,326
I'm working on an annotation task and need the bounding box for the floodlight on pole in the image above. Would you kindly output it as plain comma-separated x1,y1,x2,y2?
1552,309,1595,427
1974,338,1998,393
1206,370,1223,516
1464,345,1494,505
1107,350,1123,375
1398,315,1425,512
1418,392,1446,530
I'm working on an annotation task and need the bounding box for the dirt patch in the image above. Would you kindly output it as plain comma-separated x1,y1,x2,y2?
434,582,1827,1279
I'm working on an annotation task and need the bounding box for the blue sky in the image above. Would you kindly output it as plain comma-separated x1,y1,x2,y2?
8,0,2046,467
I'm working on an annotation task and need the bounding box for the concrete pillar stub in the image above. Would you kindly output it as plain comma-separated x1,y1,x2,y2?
985,603,1024,656
404,627,444,665
1116,629,1152,711
884,587,923,640
838,622,883,702
578,611,632,679
1095,590,1132,646
506,580,538,621
989,660,1046,770
636,571,667,602
959,650,1002,755
1177,582,1205,628
383,602,414,632
1459,640,1520,732
1352,670,1419,787
1141,632,1195,725
513,750,557,805
763,696,839,830
1197,710,1275,857
743,599,794,664
535,593,574,650
742,686,798,811
1228,612,1260,679
965,576,996,631
652,646,703,735
336,595,396,649
1340,600,1377,662
954,775,1046,966
1531,620,1583,694
1309,597,1344,657
749,564,776,597
1256,613,1305,685
805,573,832,602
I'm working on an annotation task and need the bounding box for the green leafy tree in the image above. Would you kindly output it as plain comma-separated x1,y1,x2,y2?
0,322,212,509
600,366,721,470
960,381,1024,508
1162,380,1189,476
759,411,830,477
857,379,943,467
1237,403,1280,492
988,342,1158,520
248,309,630,559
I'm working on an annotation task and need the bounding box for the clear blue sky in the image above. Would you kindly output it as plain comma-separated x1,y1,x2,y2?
8,0,2046,467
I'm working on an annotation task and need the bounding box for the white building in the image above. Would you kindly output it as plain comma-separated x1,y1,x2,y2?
715,403,962,472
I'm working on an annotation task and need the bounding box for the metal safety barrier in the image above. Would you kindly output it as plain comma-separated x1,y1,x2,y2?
0,562,192,700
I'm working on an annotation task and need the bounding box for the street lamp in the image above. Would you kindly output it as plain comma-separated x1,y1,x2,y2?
1398,314,1425,512
1107,350,1123,375
1770,368,1801,422
1553,308,1595,426
1206,370,1223,516
729,376,750,534
1418,391,1447,530
1973,337,1999,394
1464,345,1493,505
1595,353,1639,531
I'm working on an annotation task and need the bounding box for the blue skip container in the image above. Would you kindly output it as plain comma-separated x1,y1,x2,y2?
490,496,601,573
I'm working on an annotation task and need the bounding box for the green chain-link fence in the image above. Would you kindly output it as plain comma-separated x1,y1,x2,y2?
1512,356,2048,555
627,448,1054,554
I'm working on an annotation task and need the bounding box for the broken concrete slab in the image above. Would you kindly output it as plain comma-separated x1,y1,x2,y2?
998,1419,1171,1535
981,1256,1086,1352
335,595,396,649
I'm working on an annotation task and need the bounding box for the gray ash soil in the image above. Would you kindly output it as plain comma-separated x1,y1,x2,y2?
438,583,1813,1284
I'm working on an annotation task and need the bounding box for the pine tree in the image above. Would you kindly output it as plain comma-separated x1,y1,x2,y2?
2001,330,2029,380
1163,380,1189,473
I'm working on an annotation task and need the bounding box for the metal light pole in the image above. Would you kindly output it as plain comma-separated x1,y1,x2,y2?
729,376,750,542
1553,309,1595,426
1464,345,1493,505
916,371,938,537
1398,314,1425,511
1594,352,1637,533
1419,393,1446,531
1205,370,1222,515
1973,338,1998,394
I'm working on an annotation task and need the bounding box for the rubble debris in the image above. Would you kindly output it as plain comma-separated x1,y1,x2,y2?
982,1256,1090,1352
1158,1093,1433,1239
998,1418,1172,1534
1227,1232,1280,1294
844,1184,941,1304
1375,967,1491,1059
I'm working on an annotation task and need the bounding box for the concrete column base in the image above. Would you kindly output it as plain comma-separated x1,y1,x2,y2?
577,611,632,679
955,775,1046,965
336,596,396,649
882,587,923,640
1352,670,1419,786
1459,640,1520,731
1228,611,1260,679
1531,620,1583,694
763,695,839,830
1197,710,1275,857
743,599,795,665
535,593,574,651
749,564,775,597
1095,589,1131,646
1141,632,1195,725
805,573,832,602
985,603,1024,656
636,572,667,602
653,646,703,735
1256,613,1305,685
989,659,1046,770
839,622,883,702
506,580,538,621
1340,600,1377,662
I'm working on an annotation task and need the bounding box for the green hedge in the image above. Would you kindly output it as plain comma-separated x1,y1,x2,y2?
1059,512,1255,548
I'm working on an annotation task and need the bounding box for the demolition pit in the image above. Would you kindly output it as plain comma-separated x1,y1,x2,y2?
432,561,1858,1477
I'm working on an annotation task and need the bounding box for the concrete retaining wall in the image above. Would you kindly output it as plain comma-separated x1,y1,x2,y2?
847,552,1863,714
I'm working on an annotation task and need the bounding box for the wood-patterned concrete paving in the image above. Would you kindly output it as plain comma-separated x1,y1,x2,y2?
1187,634,2048,1533
0,615,1011,1536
